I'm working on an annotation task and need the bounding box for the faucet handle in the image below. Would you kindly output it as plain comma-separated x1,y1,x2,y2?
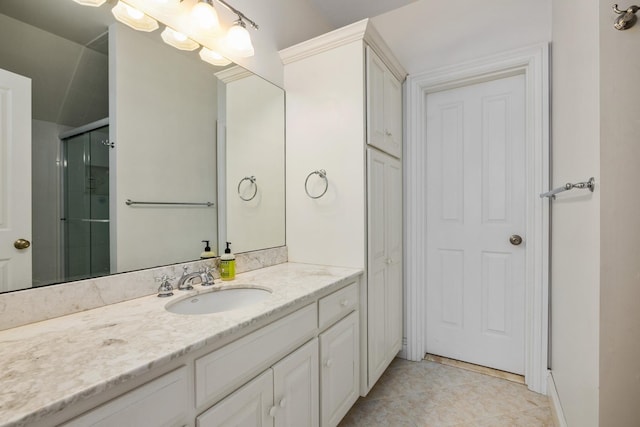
199,267,216,287
155,274,174,298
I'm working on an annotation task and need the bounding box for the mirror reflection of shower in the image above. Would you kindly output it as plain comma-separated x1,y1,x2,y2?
60,119,110,283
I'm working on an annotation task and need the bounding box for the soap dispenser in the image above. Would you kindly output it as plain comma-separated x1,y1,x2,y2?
220,242,236,281
200,240,216,259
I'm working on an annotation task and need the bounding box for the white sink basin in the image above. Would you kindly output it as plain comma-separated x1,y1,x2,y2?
166,287,272,315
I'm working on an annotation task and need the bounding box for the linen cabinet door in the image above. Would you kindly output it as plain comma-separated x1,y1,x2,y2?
383,71,402,158
197,370,274,427
272,338,319,427
367,148,403,387
366,147,390,385
366,47,387,152
384,153,403,361
366,46,403,159
319,311,360,427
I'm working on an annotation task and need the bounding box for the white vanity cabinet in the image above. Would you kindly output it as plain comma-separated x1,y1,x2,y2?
198,338,319,427
197,281,359,427
366,47,402,159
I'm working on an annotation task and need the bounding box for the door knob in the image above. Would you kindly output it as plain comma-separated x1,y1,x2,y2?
14,239,31,250
509,235,523,246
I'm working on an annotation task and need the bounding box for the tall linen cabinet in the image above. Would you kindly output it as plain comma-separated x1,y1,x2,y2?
281,19,406,394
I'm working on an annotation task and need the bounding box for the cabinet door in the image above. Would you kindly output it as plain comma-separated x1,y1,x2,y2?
319,311,359,427
63,367,188,427
366,47,402,159
197,370,274,427
383,71,403,158
367,148,403,388
366,47,386,151
272,338,319,427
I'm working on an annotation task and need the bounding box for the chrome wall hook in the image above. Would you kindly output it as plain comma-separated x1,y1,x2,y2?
613,4,640,30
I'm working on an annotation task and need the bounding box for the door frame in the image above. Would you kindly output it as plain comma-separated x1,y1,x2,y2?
404,44,550,394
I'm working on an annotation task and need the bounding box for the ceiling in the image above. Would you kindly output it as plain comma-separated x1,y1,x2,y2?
0,0,418,52
0,0,116,53
309,0,418,29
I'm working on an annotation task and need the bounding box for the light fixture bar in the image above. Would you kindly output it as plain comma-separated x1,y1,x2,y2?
215,0,259,29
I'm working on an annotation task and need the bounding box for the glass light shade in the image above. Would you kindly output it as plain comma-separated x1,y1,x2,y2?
161,27,199,51
225,22,254,57
112,1,159,32
199,48,231,66
73,0,107,6
190,2,220,32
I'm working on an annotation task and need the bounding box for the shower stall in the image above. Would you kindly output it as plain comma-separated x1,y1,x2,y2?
60,119,110,282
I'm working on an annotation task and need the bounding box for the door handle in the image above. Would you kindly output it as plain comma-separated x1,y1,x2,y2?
14,239,31,250
509,235,523,246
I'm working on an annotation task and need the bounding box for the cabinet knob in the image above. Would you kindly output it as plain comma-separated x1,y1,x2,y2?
325,359,333,368
279,398,287,408
386,258,393,265
385,129,392,137
269,406,278,417
340,299,349,307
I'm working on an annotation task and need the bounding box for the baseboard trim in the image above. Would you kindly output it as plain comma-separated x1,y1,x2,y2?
398,338,408,359
547,371,568,427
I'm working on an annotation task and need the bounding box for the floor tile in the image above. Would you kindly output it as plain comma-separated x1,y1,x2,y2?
339,359,552,427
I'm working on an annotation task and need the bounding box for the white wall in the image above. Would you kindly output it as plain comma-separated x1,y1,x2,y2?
225,74,285,253
223,0,333,86
599,0,640,424
550,1,600,426
284,41,367,269
372,0,551,74
0,13,108,127
109,24,218,273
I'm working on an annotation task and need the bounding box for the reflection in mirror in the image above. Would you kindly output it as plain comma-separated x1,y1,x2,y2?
218,68,286,253
0,0,285,294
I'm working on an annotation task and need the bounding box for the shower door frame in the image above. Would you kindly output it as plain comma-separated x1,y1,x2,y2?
59,117,110,282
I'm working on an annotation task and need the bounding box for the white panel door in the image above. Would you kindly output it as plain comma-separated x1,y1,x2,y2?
425,75,526,374
0,68,32,292
272,338,319,427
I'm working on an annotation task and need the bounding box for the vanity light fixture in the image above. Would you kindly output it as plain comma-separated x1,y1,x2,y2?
225,19,254,58
112,1,159,32
190,0,221,33
199,47,232,66
73,0,259,65
73,0,107,6
161,27,200,51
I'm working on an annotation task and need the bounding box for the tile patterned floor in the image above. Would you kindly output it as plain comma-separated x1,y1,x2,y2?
339,358,553,427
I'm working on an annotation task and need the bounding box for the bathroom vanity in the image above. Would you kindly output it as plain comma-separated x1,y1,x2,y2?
0,263,362,427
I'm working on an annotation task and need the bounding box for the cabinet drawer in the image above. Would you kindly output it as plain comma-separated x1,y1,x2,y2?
318,282,358,330
195,303,317,408
63,367,188,427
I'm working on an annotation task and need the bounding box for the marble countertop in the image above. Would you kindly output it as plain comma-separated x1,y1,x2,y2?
0,263,362,427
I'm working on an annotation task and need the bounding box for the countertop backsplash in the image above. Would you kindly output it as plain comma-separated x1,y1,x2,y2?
0,246,288,331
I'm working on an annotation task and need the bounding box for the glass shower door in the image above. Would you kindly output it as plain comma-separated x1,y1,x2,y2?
63,125,110,282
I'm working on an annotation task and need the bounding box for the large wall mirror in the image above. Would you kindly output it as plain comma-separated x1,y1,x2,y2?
0,0,285,293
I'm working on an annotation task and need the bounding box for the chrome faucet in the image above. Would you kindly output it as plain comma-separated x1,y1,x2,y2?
176,265,199,291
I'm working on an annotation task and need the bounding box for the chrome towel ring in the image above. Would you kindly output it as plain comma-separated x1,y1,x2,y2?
238,176,258,201
305,169,328,199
